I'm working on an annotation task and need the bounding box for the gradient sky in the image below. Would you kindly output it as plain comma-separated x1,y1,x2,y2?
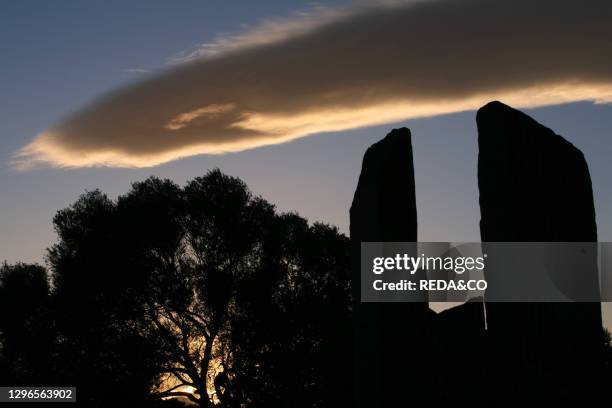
1,0,611,326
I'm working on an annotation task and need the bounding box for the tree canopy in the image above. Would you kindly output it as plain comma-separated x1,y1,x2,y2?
0,169,351,407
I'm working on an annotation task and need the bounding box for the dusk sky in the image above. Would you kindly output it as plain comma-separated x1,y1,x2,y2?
2,0,611,325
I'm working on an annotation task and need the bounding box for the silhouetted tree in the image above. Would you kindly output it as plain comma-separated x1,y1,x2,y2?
228,214,352,407
119,172,280,406
48,190,172,406
0,263,54,385
44,169,351,407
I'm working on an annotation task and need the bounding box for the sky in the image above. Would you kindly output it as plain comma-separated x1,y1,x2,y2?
1,0,612,326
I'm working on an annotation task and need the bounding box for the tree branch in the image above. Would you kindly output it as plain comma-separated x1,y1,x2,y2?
151,390,200,404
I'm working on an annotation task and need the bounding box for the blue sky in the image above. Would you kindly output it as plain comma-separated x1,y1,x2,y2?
1,0,611,325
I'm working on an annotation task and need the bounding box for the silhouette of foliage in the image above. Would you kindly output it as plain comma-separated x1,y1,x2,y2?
0,169,351,407
0,263,54,385
48,189,167,406
228,214,352,407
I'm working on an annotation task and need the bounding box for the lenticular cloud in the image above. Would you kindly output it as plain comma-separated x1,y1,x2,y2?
14,0,612,168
